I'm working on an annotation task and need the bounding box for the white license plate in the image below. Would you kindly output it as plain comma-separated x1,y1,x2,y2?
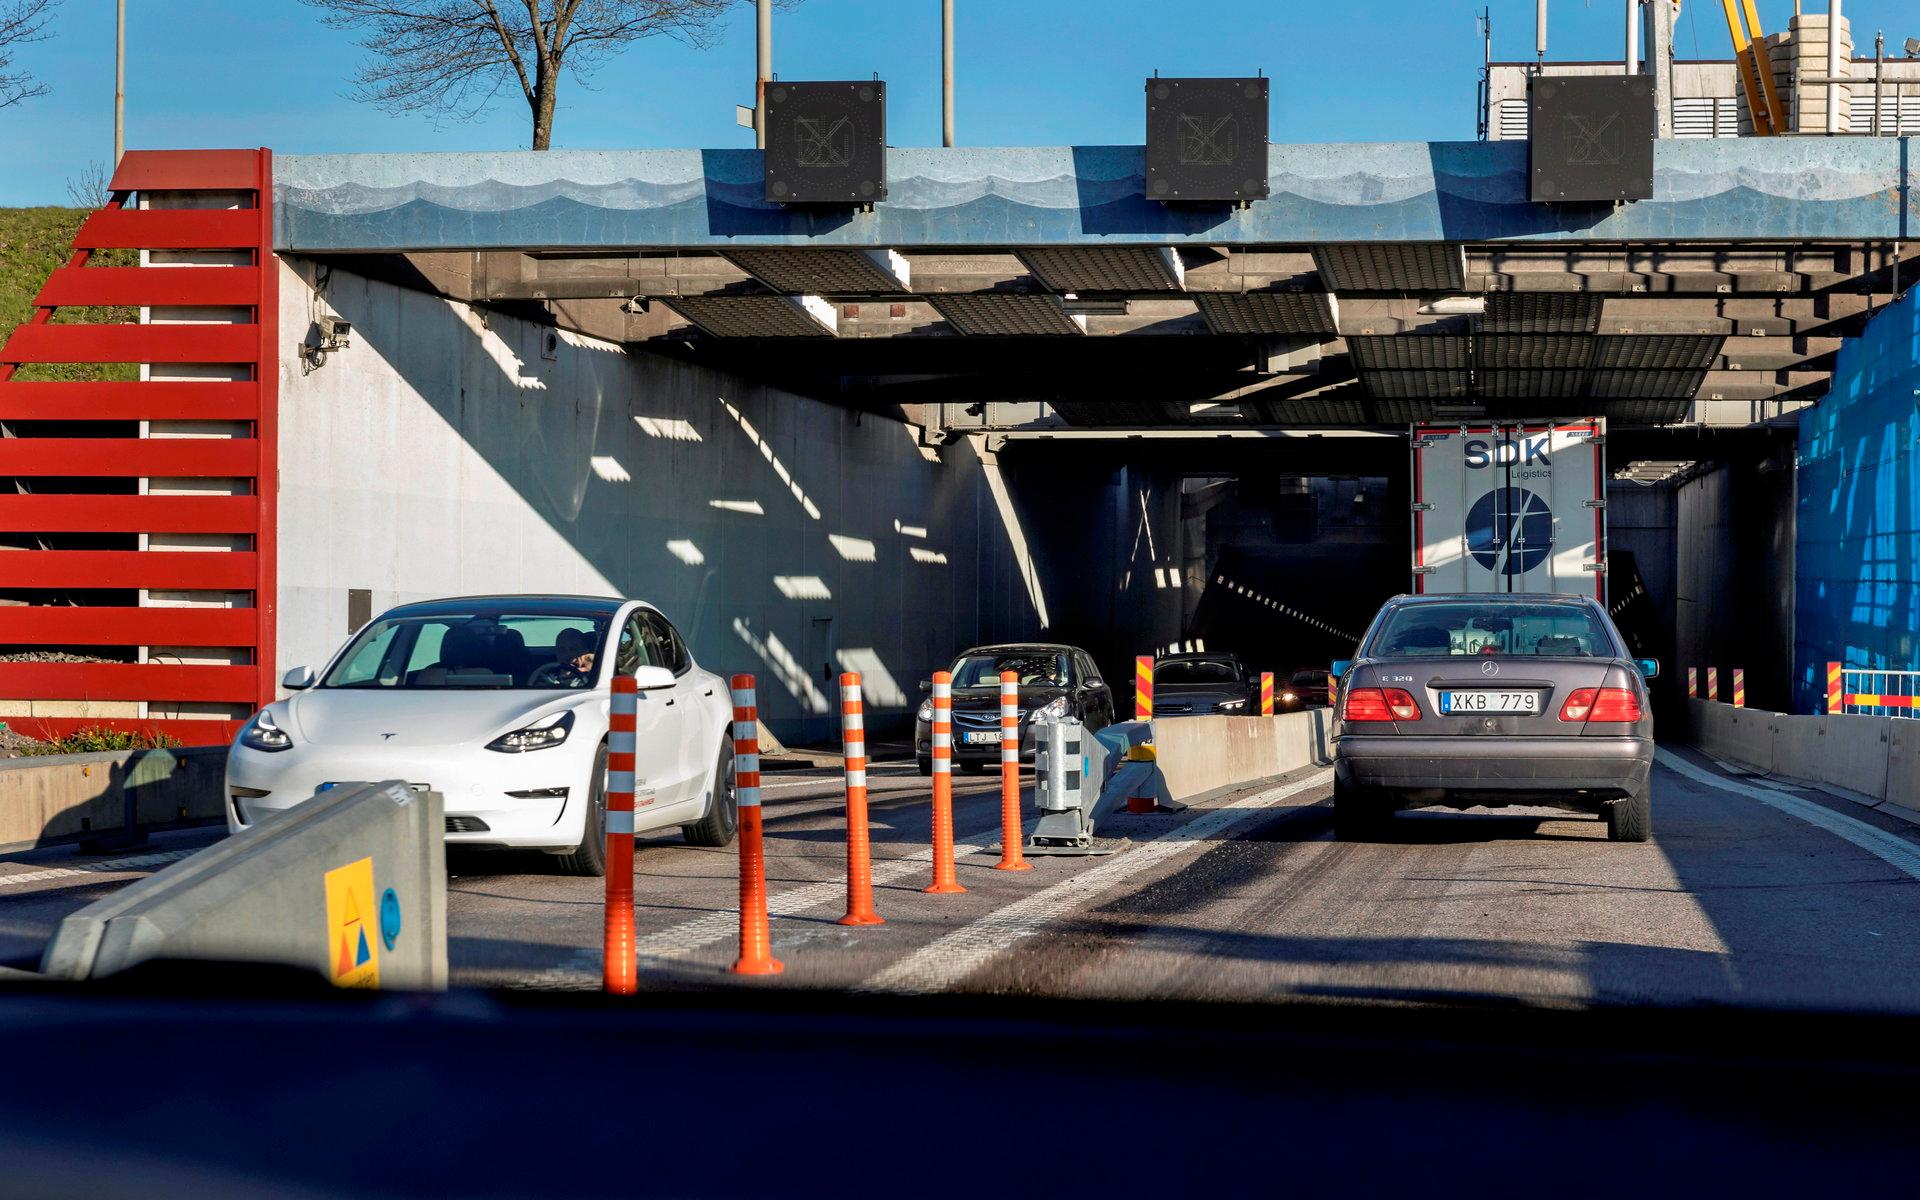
1439,690,1539,714
963,730,1002,745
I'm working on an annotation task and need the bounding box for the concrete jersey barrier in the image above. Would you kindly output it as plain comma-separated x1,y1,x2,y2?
0,746,227,854
1684,699,1915,816
41,781,447,989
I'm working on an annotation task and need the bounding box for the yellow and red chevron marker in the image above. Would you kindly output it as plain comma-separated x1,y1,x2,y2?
1732,668,1746,708
1827,661,1843,714
1135,656,1153,720
1260,671,1274,716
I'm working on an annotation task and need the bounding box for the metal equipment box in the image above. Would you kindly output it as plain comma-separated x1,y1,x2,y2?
1529,75,1655,203
1145,77,1270,203
764,80,888,203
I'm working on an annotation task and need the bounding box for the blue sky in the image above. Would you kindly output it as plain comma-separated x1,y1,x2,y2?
2,0,1915,204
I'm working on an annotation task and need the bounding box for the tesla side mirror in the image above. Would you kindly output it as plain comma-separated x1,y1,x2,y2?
630,666,676,691
282,665,316,690
1330,660,1352,680
1638,658,1660,680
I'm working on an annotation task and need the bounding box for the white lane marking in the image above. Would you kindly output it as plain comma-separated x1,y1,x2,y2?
509,824,1007,988
1656,748,1920,881
0,848,199,890
856,770,1334,995
630,830,1000,960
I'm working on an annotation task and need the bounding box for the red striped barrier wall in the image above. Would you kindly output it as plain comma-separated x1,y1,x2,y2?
0,149,277,745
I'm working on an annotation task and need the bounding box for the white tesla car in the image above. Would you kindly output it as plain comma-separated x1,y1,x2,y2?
224,595,738,875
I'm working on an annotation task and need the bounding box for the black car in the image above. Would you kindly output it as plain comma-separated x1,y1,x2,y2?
916,643,1115,774
1331,593,1657,843
1151,654,1254,717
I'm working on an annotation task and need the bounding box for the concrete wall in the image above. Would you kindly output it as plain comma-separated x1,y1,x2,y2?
1794,284,1920,713
0,747,227,853
1685,699,1914,817
1675,457,1796,712
276,260,1057,743
1150,712,1332,802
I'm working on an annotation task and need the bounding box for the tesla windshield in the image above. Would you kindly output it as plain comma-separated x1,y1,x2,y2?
320,612,614,689
1366,602,1618,659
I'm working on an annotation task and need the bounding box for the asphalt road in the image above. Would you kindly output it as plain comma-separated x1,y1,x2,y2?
6,744,1920,1011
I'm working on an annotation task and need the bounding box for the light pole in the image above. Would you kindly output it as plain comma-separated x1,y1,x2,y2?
114,0,125,164
754,0,770,149
941,0,954,147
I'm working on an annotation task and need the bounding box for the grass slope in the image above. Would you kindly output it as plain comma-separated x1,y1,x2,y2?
0,206,138,383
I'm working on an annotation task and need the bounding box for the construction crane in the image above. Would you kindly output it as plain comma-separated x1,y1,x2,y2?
1721,0,1789,134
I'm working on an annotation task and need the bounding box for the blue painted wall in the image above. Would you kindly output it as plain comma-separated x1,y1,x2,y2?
1795,285,1920,713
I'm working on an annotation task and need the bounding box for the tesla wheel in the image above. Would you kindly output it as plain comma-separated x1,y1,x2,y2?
682,741,739,848
556,742,610,877
1333,778,1389,842
917,756,933,777
1605,785,1652,843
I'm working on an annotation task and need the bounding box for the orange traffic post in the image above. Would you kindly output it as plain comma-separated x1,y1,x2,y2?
1707,667,1719,702
1134,655,1153,720
728,674,783,976
994,670,1032,871
838,672,884,925
603,674,638,995
924,669,965,894
1827,662,1843,714
1732,668,1746,708
1260,671,1274,716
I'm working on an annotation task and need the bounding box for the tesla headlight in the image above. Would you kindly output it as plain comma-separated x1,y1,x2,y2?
1035,696,1070,721
240,709,293,753
1281,691,1298,702
917,700,934,722
1216,698,1247,712
486,710,574,753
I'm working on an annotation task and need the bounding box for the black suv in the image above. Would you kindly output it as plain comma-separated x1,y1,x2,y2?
1151,654,1255,716
916,643,1115,774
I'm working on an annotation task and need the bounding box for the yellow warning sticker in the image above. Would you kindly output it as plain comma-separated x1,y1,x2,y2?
323,857,380,989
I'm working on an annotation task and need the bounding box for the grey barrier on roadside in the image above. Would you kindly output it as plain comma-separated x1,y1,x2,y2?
41,780,447,989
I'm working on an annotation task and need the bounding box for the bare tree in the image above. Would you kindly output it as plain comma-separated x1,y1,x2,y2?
0,0,58,110
65,160,109,208
303,1,771,150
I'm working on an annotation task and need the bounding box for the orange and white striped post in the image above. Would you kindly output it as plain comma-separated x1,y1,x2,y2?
1686,667,1698,698
1260,671,1274,716
1707,667,1719,702
924,669,965,895
837,672,883,925
1732,668,1746,708
728,674,782,976
1134,655,1153,720
994,670,1031,871
1827,662,1844,714
603,675,638,995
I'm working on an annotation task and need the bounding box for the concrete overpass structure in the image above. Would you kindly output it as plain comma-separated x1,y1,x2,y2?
1,139,1916,743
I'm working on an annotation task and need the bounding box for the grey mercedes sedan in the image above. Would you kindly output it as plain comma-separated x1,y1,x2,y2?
1331,593,1656,843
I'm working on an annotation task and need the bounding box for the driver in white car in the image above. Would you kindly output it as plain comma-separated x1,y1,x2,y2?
530,627,596,688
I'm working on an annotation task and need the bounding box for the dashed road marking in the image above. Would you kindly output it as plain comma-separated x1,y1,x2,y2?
1656,748,1920,881
0,848,199,891
855,770,1334,995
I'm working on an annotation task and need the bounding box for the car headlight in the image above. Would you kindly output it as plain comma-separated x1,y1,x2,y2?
486,710,574,753
1216,698,1247,712
239,709,293,753
1282,692,1298,702
1035,696,1069,721
917,700,933,722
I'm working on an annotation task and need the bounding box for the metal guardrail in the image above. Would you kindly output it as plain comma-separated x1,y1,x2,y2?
1826,663,1920,719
